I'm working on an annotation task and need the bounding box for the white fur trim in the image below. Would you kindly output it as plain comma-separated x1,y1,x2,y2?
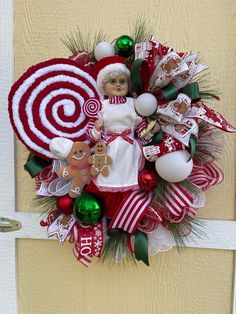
97,63,130,95
49,137,73,159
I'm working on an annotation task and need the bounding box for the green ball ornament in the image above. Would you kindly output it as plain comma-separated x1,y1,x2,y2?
73,192,101,224
115,35,135,58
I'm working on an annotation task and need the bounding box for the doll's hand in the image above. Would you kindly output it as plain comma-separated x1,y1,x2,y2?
151,123,161,134
94,119,103,132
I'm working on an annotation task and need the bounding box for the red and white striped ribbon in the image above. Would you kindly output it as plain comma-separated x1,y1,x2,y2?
164,183,194,217
109,190,154,234
188,162,224,191
106,129,134,145
73,244,93,267
137,207,163,233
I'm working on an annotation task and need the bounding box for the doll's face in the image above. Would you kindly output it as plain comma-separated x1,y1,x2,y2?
103,74,129,97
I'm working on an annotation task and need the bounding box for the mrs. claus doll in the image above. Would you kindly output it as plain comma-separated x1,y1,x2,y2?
85,42,152,233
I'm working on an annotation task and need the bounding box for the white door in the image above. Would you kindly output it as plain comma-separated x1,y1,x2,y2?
1,1,236,313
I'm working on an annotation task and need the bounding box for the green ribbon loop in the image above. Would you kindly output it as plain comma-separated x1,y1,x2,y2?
160,84,178,101
180,82,200,101
159,82,201,102
24,153,50,178
134,230,149,266
144,129,163,146
188,135,196,161
131,59,150,95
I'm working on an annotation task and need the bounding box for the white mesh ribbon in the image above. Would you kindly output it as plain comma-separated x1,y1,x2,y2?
148,225,175,255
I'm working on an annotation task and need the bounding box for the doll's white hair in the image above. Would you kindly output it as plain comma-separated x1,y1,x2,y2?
97,63,130,95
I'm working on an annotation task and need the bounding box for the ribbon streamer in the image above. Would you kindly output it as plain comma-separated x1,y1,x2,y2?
73,220,104,267
47,214,76,244
134,231,149,266
187,102,236,133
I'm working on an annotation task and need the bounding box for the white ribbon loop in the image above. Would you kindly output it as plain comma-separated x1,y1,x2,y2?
157,93,191,124
149,51,207,91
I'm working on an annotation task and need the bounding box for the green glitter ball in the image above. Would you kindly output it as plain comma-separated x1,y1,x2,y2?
115,35,135,58
73,192,101,224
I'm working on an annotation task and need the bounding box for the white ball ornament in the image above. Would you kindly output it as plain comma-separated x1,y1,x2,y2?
134,93,157,116
155,150,193,182
94,42,115,61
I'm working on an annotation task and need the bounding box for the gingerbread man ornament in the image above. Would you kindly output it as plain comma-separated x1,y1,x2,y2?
50,138,91,198
88,141,112,177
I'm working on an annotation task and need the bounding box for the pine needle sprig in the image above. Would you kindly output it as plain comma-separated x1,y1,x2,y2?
153,176,170,204
167,217,206,251
195,122,224,164
167,222,186,250
32,195,57,216
192,71,221,101
100,233,137,266
178,179,202,196
61,27,107,55
130,16,153,44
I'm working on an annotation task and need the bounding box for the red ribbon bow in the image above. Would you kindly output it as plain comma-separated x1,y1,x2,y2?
106,129,134,145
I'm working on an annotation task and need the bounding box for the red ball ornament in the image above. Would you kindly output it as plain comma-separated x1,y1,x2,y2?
138,170,158,192
56,195,75,215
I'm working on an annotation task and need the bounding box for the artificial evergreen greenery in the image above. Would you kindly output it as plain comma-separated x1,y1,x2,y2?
153,176,170,204
130,17,153,44
33,195,57,216
101,233,136,265
166,217,205,250
62,27,107,54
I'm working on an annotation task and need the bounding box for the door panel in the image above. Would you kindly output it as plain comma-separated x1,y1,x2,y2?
18,240,234,314
11,1,236,313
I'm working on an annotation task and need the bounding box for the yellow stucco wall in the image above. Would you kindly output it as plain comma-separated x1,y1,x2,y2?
15,1,236,313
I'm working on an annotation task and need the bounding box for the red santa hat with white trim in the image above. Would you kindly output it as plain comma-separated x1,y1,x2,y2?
94,42,130,95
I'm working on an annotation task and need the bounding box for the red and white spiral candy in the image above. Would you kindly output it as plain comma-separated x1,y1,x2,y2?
82,98,102,118
8,58,103,159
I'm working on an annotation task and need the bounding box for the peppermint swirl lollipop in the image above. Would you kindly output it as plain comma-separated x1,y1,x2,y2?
8,58,102,159
82,98,102,118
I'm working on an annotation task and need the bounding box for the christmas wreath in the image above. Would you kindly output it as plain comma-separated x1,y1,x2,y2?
8,22,236,266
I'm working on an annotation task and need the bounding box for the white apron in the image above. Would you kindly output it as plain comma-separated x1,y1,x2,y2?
95,97,142,191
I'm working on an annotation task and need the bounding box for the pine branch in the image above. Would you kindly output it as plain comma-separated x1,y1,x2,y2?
61,27,107,54
130,16,154,43
153,176,170,204
167,217,206,250
32,195,57,216
100,233,136,266
178,179,202,196
195,122,224,164
192,70,221,101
